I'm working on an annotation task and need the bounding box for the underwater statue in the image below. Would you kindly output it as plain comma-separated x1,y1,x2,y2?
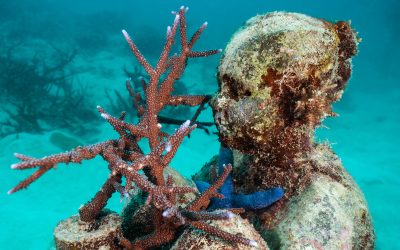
193,11,375,249
7,7,375,250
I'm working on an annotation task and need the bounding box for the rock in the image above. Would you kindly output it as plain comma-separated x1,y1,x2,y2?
171,211,269,250
54,211,122,250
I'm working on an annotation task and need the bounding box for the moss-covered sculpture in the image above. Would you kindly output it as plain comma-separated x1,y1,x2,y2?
208,12,375,249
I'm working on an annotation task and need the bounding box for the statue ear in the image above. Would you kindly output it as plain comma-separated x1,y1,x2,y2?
328,20,359,102
335,21,359,60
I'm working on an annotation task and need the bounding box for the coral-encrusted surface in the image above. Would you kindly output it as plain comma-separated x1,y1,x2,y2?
212,11,357,154
253,144,374,249
212,10,361,200
54,211,122,250
194,145,374,249
262,175,373,250
209,11,375,249
171,210,269,250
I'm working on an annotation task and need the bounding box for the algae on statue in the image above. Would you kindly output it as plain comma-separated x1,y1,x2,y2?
208,11,375,249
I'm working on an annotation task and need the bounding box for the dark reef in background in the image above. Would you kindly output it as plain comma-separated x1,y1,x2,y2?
0,43,98,136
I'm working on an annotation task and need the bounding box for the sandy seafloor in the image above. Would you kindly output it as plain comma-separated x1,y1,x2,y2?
0,0,399,249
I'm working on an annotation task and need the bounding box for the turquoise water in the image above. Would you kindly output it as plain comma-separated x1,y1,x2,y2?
0,0,399,249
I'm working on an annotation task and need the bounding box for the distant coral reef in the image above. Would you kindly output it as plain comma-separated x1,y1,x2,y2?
0,43,98,136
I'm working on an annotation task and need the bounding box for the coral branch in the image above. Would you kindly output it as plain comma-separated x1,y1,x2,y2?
9,141,114,194
98,106,147,138
189,22,208,49
122,30,154,75
188,49,222,58
79,174,122,224
167,95,210,106
8,167,51,195
189,164,232,211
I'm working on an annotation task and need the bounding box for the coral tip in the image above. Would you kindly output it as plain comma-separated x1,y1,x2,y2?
249,240,258,247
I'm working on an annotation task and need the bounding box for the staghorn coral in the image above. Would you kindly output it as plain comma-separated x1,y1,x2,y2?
8,6,258,249
114,75,214,135
107,65,214,135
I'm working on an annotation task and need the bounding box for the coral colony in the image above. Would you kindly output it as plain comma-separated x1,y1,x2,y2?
195,146,284,210
8,6,270,249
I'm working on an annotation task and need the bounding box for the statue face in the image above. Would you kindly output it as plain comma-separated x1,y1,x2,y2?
211,85,278,151
211,12,357,152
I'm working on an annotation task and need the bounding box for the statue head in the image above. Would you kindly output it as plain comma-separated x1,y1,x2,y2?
212,12,358,154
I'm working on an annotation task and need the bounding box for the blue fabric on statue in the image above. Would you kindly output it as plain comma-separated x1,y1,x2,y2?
195,146,284,210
